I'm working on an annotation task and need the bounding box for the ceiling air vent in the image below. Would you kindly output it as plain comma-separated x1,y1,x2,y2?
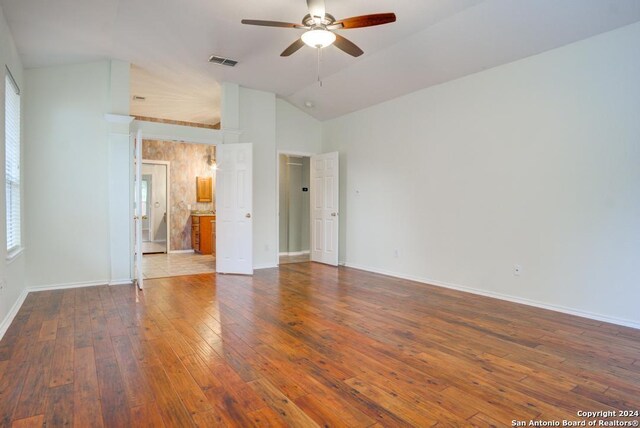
208,55,238,67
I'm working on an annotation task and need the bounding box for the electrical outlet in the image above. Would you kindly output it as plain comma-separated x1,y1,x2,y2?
514,265,522,276
0,280,6,295
393,249,399,258
265,244,269,252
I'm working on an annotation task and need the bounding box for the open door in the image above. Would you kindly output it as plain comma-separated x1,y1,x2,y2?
133,129,144,289
310,152,339,266
216,143,253,275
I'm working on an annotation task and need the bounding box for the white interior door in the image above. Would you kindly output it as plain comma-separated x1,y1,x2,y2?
310,152,339,266
133,129,144,289
216,143,253,275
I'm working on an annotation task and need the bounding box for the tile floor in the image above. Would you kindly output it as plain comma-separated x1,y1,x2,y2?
142,240,167,254
279,253,310,265
142,252,215,279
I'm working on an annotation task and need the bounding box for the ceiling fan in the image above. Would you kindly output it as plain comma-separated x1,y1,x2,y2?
241,0,396,57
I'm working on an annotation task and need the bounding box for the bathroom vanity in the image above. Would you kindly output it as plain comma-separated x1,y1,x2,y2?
191,214,216,256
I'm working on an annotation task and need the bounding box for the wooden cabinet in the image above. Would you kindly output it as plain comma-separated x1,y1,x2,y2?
191,215,216,256
196,177,212,202
191,222,200,252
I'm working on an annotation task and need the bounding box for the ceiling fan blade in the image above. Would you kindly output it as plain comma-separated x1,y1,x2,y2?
306,0,326,23
332,13,396,29
241,19,306,29
333,34,364,57
281,38,305,57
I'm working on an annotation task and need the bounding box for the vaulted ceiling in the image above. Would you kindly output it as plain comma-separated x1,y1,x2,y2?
2,0,640,123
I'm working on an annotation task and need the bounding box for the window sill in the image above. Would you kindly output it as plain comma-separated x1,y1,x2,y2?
6,247,24,263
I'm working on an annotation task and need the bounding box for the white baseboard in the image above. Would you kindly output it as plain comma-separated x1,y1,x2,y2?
344,262,640,330
109,279,133,286
0,288,29,341
254,263,278,270
27,279,109,292
169,249,195,254
278,250,310,256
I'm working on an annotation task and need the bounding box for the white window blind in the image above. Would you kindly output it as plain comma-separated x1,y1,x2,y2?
5,70,21,253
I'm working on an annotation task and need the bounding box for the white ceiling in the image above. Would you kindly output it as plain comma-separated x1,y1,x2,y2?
130,65,220,125
2,0,640,122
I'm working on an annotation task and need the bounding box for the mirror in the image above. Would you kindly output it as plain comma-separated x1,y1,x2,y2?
196,176,212,202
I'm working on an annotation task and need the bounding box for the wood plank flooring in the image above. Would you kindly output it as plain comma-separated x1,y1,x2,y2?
0,262,639,427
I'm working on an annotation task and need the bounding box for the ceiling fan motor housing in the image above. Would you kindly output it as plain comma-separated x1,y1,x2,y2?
302,13,336,28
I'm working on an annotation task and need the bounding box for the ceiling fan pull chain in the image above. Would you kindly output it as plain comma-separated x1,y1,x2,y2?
317,47,323,87
317,48,320,86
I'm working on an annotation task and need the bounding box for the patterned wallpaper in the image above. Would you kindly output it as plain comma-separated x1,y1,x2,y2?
142,140,216,251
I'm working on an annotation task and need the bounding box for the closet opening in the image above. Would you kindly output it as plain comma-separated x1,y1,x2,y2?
278,154,311,265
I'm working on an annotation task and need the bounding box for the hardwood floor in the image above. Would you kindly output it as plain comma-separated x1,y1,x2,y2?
0,262,639,427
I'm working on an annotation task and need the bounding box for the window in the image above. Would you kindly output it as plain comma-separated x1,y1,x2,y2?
5,69,21,254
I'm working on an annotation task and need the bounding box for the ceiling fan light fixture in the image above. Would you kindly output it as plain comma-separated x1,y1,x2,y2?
301,29,336,48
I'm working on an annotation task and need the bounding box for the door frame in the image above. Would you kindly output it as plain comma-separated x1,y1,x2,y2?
130,120,221,284
142,159,171,254
276,150,316,266
134,129,143,289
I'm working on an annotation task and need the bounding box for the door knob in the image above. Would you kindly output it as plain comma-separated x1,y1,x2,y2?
245,213,251,218
331,212,337,217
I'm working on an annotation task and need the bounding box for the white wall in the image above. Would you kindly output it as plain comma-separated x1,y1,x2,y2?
323,23,640,327
107,130,131,283
0,5,25,336
276,98,322,154
107,60,133,284
25,61,112,288
239,87,278,268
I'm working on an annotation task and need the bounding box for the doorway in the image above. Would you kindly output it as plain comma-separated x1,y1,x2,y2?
141,161,169,254
278,154,311,265
138,140,219,279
